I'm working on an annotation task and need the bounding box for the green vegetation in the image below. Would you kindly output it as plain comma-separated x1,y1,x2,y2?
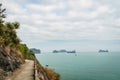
18,44,35,60
0,3,34,60
0,4,20,47
44,67,60,80
35,59,60,80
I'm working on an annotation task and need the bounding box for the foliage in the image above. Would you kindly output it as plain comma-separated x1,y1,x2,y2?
44,67,60,80
0,4,35,60
0,4,20,47
18,44,35,60
35,59,60,80
0,3,6,23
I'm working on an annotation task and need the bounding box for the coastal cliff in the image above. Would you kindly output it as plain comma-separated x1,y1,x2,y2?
0,46,60,80
0,3,60,80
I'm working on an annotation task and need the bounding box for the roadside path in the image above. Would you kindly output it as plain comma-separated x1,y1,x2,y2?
6,60,34,80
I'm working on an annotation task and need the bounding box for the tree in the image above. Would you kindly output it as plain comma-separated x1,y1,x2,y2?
0,3,6,23
12,22,20,29
0,3,6,46
0,4,20,47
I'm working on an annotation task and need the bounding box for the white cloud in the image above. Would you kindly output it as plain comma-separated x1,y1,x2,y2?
68,0,93,9
1,0,120,43
113,18,120,26
97,5,114,14
4,1,25,14
27,4,54,12
26,3,64,13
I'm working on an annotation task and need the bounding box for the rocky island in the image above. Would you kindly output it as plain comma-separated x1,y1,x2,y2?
99,49,109,53
53,49,76,53
30,48,41,54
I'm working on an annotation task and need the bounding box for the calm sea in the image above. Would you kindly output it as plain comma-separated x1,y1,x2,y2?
35,52,120,80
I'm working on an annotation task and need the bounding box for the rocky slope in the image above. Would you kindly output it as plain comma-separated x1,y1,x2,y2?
0,46,24,80
0,46,60,80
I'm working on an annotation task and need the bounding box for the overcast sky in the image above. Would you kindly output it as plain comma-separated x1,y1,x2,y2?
1,0,120,52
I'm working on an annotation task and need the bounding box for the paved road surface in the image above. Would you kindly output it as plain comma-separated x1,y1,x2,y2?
6,60,34,80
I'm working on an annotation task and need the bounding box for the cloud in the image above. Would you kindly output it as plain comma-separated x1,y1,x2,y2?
27,4,55,12
1,0,120,43
97,5,111,13
68,0,93,9
2,1,25,14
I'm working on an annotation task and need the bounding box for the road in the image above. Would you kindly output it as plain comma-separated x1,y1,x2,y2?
6,60,34,80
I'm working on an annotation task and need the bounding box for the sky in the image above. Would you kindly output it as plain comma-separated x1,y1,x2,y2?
1,0,120,52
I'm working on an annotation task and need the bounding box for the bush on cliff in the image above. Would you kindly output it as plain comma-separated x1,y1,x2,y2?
18,44,35,60
35,60,60,80
44,67,60,80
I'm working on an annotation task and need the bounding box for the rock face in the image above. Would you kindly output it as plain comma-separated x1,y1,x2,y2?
0,46,24,79
0,46,60,80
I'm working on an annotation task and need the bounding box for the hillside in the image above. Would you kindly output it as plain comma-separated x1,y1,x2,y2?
0,3,60,80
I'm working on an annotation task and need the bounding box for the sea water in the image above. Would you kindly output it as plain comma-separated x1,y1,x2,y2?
35,52,120,80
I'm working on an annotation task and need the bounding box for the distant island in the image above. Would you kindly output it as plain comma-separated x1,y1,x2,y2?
99,49,109,53
53,49,76,53
30,48,41,54
67,50,76,53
